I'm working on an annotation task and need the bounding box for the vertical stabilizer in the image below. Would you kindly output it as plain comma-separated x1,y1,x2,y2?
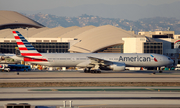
13,31,48,62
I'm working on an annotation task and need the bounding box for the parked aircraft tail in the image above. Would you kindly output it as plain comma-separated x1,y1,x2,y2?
12,31,48,62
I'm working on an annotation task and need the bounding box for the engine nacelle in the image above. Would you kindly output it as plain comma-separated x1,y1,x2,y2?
99,62,126,71
0,56,5,60
109,62,126,71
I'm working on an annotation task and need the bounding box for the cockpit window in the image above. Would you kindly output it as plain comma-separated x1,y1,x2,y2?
168,58,171,60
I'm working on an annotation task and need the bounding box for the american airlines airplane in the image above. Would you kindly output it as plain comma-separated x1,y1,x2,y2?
12,31,173,73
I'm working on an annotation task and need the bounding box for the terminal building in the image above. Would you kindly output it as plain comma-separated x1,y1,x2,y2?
0,10,180,69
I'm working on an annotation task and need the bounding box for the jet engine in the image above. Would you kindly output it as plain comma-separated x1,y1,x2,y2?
0,56,5,61
109,62,126,71
100,62,126,71
0,55,10,61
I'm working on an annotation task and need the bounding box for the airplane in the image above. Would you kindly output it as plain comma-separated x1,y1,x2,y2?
12,31,174,73
0,54,20,64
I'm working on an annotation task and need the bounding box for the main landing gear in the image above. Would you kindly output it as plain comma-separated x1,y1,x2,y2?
153,70,163,74
84,68,90,73
159,67,163,73
91,70,101,73
84,68,101,73
159,70,163,73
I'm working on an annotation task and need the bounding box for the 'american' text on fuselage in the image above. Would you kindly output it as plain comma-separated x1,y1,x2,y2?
119,56,151,62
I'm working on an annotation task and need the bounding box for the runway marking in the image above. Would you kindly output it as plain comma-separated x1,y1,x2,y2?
1,76,180,79
78,104,107,108
1,97,180,101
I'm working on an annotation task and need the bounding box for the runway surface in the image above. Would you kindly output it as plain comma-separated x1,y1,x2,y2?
1,70,180,107
0,87,180,107
0,70,180,82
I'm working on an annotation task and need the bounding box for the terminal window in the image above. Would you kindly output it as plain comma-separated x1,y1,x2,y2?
144,42,162,54
95,44,123,53
0,42,69,54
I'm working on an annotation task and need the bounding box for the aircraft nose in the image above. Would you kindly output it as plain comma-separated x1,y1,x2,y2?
170,59,174,65
167,58,174,65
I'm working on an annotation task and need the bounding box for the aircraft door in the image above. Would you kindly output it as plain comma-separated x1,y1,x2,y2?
71,57,75,62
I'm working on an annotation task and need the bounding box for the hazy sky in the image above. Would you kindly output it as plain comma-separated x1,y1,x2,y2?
1,0,180,11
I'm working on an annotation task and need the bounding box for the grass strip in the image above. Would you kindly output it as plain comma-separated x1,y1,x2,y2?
1,82,180,87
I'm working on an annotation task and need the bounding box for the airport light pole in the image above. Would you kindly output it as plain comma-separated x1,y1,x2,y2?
149,31,151,37
25,27,29,66
130,26,133,37
26,27,29,40
168,27,170,38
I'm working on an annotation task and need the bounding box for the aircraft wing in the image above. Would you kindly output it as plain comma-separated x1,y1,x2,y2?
87,56,126,71
87,56,112,65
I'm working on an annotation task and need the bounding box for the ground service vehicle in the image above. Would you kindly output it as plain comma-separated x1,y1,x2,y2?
0,64,10,72
8,64,31,72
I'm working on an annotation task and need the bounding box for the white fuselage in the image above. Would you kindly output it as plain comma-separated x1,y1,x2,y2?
28,53,173,67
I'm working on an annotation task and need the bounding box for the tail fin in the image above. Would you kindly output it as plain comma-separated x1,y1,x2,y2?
12,31,47,62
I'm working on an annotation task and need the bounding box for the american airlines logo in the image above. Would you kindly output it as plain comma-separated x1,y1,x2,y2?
119,55,158,62
151,55,158,62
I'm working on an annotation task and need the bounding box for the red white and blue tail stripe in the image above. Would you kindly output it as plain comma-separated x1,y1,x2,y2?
13,31,48,62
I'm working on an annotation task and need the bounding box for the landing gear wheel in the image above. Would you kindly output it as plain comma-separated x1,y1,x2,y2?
84,68,87,73
90,70,101,73
97,71,101,73
91,70,94,73
159,70,163,73
88,68,91,73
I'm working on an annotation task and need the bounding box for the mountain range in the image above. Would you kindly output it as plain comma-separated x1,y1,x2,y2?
24,13,180,34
